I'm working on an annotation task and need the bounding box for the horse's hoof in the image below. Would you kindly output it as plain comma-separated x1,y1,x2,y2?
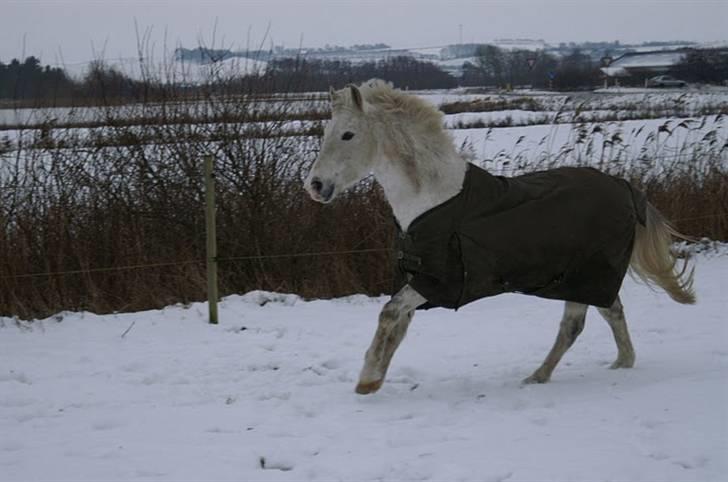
522,373,550,384
609,358,635,369
355,379,383,394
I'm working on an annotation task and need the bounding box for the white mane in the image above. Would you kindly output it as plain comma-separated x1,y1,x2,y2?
349,80,465,195
355,80,466,229
358,80,446,135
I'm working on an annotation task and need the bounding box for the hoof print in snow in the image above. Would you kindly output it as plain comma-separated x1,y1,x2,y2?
259,456,293,472
303,365,326,376
247,363,279,372
320,359,340,370
672,457,708,470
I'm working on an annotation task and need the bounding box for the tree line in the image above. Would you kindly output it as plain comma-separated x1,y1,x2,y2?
2,46,727,104
261,56,457,91
669,49,728,84
462,46,604,90
0,56,146,103
0,55,458,104
0,57,74,100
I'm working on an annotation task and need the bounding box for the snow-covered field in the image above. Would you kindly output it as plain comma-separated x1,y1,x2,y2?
451,114,727,174
2,251,727,481
4,87,727,128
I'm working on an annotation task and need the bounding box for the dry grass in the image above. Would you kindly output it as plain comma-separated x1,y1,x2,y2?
440,97,543,115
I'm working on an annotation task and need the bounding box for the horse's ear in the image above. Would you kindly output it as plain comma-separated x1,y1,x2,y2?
348,84,363,111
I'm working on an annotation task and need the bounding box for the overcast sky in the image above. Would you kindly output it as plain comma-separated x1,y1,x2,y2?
3,0,727,65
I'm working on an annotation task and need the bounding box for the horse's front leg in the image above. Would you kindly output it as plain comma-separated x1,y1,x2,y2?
356,285,426,394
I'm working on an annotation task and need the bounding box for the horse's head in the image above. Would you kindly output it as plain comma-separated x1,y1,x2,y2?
305,84,377,203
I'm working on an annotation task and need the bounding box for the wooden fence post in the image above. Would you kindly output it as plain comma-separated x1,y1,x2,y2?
204,154,219,325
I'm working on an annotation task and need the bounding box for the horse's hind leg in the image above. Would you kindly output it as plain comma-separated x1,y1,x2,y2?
523,301,588,384
597,296,635,369
356,285,426,395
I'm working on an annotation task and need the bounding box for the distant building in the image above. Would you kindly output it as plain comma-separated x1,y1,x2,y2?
600,49,688,84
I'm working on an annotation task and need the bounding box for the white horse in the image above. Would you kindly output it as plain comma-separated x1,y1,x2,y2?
305,80,695,395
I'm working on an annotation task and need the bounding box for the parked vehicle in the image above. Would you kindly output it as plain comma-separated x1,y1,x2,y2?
646,75,687,88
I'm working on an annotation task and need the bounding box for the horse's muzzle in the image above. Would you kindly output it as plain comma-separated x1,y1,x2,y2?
308,177,335,203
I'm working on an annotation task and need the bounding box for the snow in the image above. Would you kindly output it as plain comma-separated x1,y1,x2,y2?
607,52,686,70
407,47,443,57
437,56,479,67
2,252,727,481
3,88,726,130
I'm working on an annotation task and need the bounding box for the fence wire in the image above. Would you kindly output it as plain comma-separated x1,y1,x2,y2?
1,212,725,281
1,247,394,280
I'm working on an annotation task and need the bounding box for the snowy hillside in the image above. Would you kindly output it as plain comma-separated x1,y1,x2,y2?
2,251,727,481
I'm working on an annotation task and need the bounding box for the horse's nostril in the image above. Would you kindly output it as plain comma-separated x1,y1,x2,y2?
311,178,323,193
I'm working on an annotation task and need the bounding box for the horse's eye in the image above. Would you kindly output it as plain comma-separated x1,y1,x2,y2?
341,131,355,141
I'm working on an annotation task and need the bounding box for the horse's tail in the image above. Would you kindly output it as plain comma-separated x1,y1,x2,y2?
630,202,696,304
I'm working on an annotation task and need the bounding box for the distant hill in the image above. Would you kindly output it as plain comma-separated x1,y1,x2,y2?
172,40,702,77
174,47,237,63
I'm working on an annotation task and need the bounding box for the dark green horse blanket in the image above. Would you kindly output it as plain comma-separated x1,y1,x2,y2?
396,164,647,310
